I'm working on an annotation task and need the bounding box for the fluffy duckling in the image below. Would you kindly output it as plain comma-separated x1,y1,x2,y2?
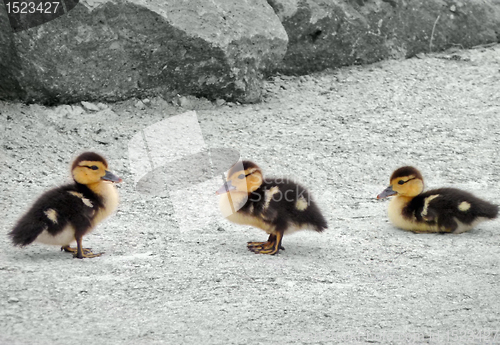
216,161,327,255
377,166,498,233
9,152,122,258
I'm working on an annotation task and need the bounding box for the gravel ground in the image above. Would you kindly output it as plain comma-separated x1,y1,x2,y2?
1,45,500,345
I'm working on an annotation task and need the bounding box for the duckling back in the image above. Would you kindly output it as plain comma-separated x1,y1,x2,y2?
405,188,498,233
245,178,328,233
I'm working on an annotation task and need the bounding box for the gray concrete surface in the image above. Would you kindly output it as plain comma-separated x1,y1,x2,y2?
1,45,499,345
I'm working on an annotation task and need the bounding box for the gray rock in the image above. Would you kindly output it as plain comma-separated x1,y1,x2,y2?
268,0,500,74
0,7,23,100
178,96,190,108
0,0,287,104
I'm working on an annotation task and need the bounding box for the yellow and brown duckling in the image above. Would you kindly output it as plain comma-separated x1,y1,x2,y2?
377,166,498,233
216,161,327,255
8,152,122,258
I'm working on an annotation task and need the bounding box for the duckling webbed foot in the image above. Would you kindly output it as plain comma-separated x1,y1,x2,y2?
247,233,284,255
61,245,103,259
73,250,103,259
247,241,285,250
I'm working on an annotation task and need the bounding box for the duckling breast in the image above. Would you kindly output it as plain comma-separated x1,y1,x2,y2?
387,196,440,232
91,182,119,226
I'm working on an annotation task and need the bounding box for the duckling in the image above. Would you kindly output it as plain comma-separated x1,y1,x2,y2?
8,152,122,258
377,166,498,233
216,161,327,255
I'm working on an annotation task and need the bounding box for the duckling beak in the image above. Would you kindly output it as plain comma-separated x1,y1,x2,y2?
102,170,122,183
377,185,397,199
216,180,236,195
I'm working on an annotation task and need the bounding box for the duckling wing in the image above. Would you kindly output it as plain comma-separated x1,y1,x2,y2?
9,185,98,247
412,188,498,231
261,179,328,232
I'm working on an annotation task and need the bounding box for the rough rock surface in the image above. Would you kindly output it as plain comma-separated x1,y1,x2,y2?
0,0,287,104
269,0,500,74
1,0,500,104
0,7,23,100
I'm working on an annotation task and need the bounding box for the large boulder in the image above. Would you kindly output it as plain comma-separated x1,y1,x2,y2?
268,0,500,74
0,6,24,100
0,0,288,104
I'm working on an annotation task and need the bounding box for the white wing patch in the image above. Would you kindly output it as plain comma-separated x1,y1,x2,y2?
264,186,280,210
295,195,308,211
44,209,58,224
68,191,93,208
458,201,471,212
421,194,440,218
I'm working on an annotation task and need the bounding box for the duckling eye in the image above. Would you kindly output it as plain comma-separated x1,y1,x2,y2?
238,174,245,179
90,165,99,170
398,180,405,185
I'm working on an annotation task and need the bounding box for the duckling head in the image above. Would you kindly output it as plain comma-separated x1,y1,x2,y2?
71,152,122,185
216,160,263,195
377,166,424,199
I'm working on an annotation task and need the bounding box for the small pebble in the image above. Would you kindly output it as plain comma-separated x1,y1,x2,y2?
135,100,146,110
81,101,100,112
215,99,226,106
178,96,190,108
97,102,108,110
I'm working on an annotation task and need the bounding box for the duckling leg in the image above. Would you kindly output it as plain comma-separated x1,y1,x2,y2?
64,237,103,259
61,245,93,255
247,232,284,255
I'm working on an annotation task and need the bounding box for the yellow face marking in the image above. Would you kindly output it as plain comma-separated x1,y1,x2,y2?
295,196,308,211
458,201,471,212
391,175,424,197
44,209,58,224
422,194,440,218
72,161,108,185
226,168,263,194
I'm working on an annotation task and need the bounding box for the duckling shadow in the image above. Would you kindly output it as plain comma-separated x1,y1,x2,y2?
9,250,76,263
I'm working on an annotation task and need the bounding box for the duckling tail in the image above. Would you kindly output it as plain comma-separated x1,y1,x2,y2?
8,218,46,247
313,216,328,233
481,202,499,220
315,223,328,233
